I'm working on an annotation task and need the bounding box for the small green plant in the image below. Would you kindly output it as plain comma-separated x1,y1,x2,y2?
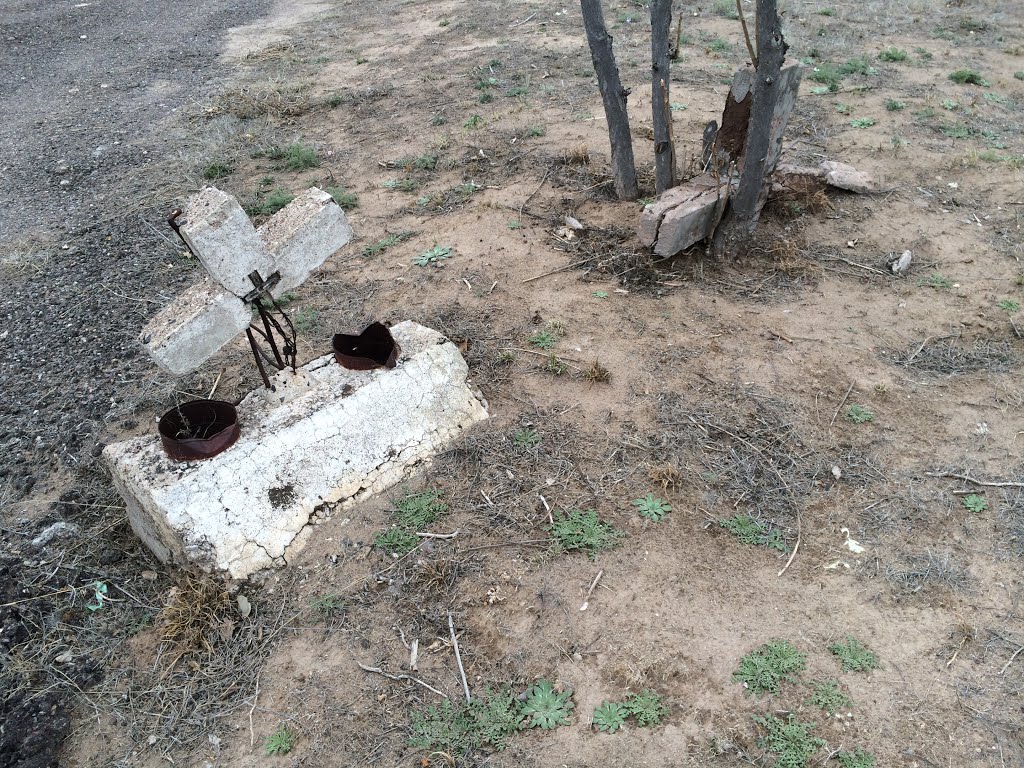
592,290,609,298
807,679,852,715
271,143,319,171
544,354,568,375
264,726,296,756
410,688,521,754
949,69,989,85
326,186,359,210
528,330,556,350
941,98,959,110
835,103,853,114
293,308,319,332
885,99,906,111
998,299,1021,312
246,189,295,218
624,689,667,726
818,7,836,15
202,161,234,180
850,117,877,128
918,273,954,289
1015,71,1024,81
526,125,546,137
513,428,540,448
719,515,787,552
326,93,343,108
308,592,345,619
712,0,739,19
361,230,413,257
592,701,628,733
431,113,448,125
394,489,447,529
632,493,671,522
414,245,452,266
828,636,880,672
837,748,877,768
383,178,421,192
808,64,841,91
753,714,824,768
374,527,419,555
464,114,483,128
879,47,908,62
548,509,624,560
706,38,730,53
940,123,972,139
839,57,876,76
733,639,807,696
843,404,874,424
670,101,687,111
520,679,574,729
507,219,522,230
962,494,988,513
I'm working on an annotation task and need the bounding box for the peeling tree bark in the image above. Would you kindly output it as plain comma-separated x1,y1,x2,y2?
650,0,676,194
710,0,787,257
580,0,638,201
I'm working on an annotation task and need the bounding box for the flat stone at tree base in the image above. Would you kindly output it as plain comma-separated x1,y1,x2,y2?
105,322,489,580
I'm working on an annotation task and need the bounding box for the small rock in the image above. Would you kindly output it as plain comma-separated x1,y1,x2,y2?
820,161,874,194
890,250,913,275
31,521,79,548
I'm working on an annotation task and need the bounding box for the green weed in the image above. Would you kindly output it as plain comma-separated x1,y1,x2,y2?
548,509,624,560
528,330,556,350
464,114,483,128
962,494,988,513
326,186,359,210
513,428,540,448
264,726,297,756
998,299,1021,312
383,178,421,192
308,593,345,619
828,636,880,672
202,161,234,180
885,99,906,111
918,273,953,289
374,527,419,555
632,493,671,522
592,701,627,733
850,117,877,128
361,231,413,257
733,639,807,695
270,143,319,171
843,404,874,424
624,689,667,726
949,69,989,85
544,354,568,375
409,688,521,754
837,748,877,768
394,489,447,529
879,47,908,62
245,189,295,218
414,245,452,266
754,714,824,768
526,125,546,137
520,679,574,729
292,308,319,332
807,679,852,715
719,515,787,551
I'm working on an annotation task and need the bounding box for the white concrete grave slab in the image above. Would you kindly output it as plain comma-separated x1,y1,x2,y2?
142,186,352,376
105,322,489,580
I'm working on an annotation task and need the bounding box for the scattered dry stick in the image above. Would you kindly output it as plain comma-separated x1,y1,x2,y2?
829,381,855,426
357,663,447,698
522,256,595,284
415,530,460,539
249,671,260,746
448,612,471,703
1000,645,1024,675
925,472,1024,489
579,570,603,611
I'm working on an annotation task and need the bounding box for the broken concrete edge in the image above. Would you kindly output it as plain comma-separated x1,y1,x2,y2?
105,321,489,581
140,279,252,376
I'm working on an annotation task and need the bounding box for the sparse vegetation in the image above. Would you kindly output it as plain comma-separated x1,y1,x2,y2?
361,230,413,257
245,188,295,217
754,714,825,768
202,161,234,180
719,515,787,551
879,47,908,62
528,330,556,350
837,748,877,768
512,427,540,448
949,69,989,85
548,509,624,560
592,701,628,733
962,494,989,513
520,679,574,729
733,640,807,695
264,726,297,756
632,493,671,522
844,404,874,424
413,245,452,266
829,636,880,672
885,99,906,111
808,679,852,715
326,186,359,209
269,142,319,171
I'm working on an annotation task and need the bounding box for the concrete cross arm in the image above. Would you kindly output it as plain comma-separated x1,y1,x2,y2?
141,185,353,376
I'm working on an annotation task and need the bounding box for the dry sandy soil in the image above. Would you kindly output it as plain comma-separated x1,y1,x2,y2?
2,0,1024,766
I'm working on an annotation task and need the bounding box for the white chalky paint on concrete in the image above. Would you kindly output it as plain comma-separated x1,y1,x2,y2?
105,322,488,579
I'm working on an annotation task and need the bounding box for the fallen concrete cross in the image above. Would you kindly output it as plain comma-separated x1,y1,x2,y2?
143,186,352,376
105,322,489,580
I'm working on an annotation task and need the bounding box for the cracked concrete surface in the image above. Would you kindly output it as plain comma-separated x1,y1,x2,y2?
104,322,489,579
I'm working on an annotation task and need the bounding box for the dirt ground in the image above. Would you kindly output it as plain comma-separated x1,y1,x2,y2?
2,0,1023,766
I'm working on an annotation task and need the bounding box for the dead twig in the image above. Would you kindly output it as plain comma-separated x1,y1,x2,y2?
249,671,260,747
1000,645,1024,675
830,381,855,427
579,570,603,611
925,472,1024,489
415,530,460,539
357,663,447,698
522,256,596,284
448,612,471,703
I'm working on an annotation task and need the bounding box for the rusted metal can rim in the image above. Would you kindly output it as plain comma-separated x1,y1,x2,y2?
332,322,401,370
158,399,240,462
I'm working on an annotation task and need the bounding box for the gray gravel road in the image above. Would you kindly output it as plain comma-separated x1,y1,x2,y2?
0,0,273,499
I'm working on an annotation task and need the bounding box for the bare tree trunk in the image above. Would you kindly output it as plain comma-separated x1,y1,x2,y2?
650,0,676,194
710,0,787,256
580,0,638,201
